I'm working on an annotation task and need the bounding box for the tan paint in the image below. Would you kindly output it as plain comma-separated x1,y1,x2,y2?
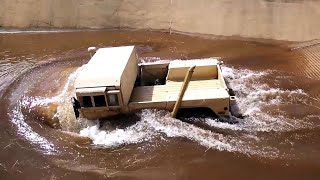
75,46,232,120
120,48,139,108
129,78,231,117
75,46,136,88
172,66,196,118
167,66,218,81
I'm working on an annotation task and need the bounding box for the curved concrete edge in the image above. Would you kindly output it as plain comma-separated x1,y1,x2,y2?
0,0,320,41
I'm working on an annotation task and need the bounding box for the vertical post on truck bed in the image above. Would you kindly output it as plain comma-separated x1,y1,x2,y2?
171,66,196,118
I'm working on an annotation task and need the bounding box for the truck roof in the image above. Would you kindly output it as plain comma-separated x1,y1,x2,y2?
75,46,135,89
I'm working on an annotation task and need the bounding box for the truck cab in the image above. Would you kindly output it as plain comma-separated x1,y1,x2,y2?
75,46,138,119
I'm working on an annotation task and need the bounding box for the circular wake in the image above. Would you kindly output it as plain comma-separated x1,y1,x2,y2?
15,62,319,159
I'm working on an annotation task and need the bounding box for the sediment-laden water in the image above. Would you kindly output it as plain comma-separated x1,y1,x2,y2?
0,30,320,180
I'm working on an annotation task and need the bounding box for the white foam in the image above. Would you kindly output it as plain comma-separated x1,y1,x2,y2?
9,104,57,155
8,66,85,154
20,62,315,158
22,66,85,132
79,110,234,151
205,118,243,131
78,109,282,158
220,66,310,132
80,121,155,147
76,65,311,158
20,66,82,108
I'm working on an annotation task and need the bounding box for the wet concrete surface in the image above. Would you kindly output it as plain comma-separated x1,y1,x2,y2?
0,30,320,180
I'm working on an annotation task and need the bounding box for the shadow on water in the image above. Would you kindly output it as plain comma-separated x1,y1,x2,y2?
98,113,141,130
95,107,241,136
176,107,241,135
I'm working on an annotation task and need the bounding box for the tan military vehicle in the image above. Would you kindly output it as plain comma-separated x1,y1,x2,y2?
74,46,237,120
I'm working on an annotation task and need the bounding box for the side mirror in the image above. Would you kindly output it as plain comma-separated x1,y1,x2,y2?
88,47,97,57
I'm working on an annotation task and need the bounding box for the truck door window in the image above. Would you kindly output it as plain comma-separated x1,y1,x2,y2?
94,95,107,107
107,94,119,107
82,96,93,107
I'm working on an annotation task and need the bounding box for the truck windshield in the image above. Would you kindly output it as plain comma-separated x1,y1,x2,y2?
94,95,107,107
82,96,93,107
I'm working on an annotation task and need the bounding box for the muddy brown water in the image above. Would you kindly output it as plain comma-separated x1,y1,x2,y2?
0,30,320,180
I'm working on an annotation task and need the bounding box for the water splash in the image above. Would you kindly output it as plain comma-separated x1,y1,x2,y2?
20,66,85,132
221,66,311,132
79,109,282,158
77,65,311,158
22,65,84,108
80,110,234,151
7,66,85,154
18,63,314,158
9,102,57,155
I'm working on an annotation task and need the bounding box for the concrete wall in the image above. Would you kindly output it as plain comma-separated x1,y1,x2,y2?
0,0,320,41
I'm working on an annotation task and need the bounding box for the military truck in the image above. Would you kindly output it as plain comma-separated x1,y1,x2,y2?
74,46,237,120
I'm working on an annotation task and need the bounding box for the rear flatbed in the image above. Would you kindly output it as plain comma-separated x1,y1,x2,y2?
129,79,230,116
